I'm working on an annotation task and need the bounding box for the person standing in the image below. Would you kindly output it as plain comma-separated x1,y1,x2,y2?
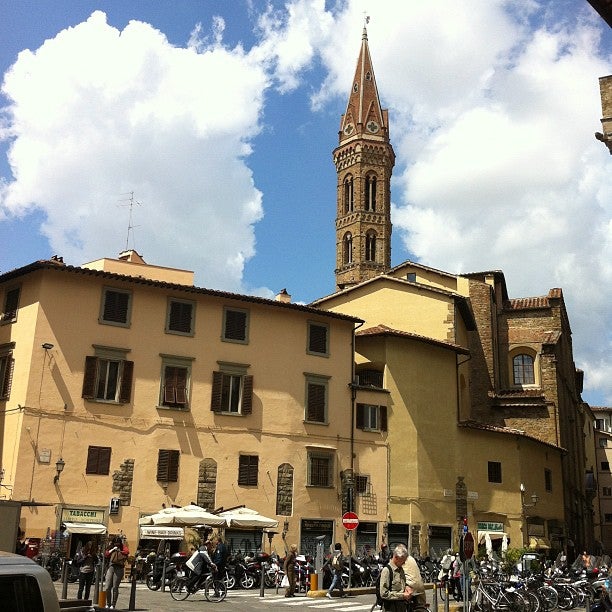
326,542,345,599
283,543,297,597
211,535,228,578
75,541,98,601
403,550,428,611
104,536,129,609
378,543,414,611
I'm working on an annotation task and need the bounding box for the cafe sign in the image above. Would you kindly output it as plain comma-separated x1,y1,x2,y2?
477,522,504,532
61,508,105,524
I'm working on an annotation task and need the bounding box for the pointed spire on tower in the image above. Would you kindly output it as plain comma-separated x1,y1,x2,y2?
338,23,389,146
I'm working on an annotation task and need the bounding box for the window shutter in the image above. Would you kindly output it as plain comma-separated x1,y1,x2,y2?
1,356,14,400
356,403,365,430
157,449,179,482
224,310,247,341
308,324,328,354
86,446,111,475
169,301,192,333
241,375,253,414
103,290,130,323
163,366,177,404
175,368,188,405
239,455,258,486
86,447,100,474
307,382,325,422
3,288,20,321
379,406,388,431
211,371,223,412
119,360,134,403
82,356,98,399
99,447,112,474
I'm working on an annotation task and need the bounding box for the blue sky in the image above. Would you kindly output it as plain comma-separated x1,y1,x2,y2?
0,1,611,405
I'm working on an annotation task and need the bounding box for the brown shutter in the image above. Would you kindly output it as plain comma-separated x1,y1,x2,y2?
308,324,328,353
168,450,180,482
379,406,388,432
307,382,325,422
211,371,223,412
356,403,365,430
224,310,247,341
119,360,133,403
99,447,112,474
163,366,177,404
1,356,14,399
157,449,169,481
82,356,98,399
241,375,253,414
103,290,130,323
169,301,192,333
3,288,20,321
175,368,188,405
86,447,100,474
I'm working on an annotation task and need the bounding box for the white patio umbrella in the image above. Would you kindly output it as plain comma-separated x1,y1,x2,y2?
139,504,226,527
485,532,493,559
218,506,278,529
501,534,508,558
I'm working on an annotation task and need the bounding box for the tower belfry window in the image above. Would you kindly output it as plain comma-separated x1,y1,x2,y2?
365,232,377,262
344,176,354,213
343,233,353,264
365,175,377,211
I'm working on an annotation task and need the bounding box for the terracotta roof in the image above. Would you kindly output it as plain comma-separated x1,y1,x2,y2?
591,406,612,412
0,260,363,324
506,288,564,311
357,324,470,354
458,419,566,453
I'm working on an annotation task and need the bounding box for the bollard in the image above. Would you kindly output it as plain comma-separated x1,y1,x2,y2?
128,557,137,611
61,558,69,600
444,579,449,612
259,561,267,597
432,582,438,612
98,591,107,608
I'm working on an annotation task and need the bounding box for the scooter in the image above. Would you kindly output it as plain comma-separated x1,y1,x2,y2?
146,552,187,590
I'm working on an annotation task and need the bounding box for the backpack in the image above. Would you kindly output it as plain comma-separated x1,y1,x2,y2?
331,552,341,569
375,564,393,608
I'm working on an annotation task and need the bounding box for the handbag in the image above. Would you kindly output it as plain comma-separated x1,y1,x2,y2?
281,574,290,588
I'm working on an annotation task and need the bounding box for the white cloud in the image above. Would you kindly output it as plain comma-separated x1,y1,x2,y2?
0,10,268,291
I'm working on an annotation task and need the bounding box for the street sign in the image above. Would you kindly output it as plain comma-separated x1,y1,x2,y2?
342,511,359,530
463,531,475,560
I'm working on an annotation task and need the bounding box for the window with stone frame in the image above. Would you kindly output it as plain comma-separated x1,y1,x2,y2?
307,322,329,356
488,461,502,483
365,231,377,261
512,353,535,385
81,347,133,403
0,345,15,401
1,287,20,324
307,450,334,487
166,298,195,335
222,307,249,343
100,287,132,327
210,363,253,415
86,445,112,475
343,232,353,264
305,375,329,423
157,449,180,482
365,174,377,211
344,175,354,213
238,455,258,486
159,356,193,410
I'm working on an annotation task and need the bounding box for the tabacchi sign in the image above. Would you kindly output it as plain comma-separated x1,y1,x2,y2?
61,508,105,523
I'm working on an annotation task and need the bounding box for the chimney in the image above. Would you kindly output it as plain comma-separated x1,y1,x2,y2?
275,288,291,303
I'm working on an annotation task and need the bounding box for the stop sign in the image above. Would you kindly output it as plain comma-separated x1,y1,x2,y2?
462,532,475,560
342,511,359,530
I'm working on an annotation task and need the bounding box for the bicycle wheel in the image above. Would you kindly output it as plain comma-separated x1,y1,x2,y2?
556,585,576,610
205,578,227,602
170,576,191,601
505,590,527,612
536,585,558,611
438,581,447,601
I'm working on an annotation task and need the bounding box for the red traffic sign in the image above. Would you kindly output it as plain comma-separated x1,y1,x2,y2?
342,511,359,530
462,531,475,560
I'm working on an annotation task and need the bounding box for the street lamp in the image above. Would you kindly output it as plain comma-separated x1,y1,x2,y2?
520,483,539,547
54,457,65,483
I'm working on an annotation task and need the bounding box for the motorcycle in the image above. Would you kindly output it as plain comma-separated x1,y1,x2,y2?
146,552,187,590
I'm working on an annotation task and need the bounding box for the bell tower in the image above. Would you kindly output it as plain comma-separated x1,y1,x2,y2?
334,27,395,291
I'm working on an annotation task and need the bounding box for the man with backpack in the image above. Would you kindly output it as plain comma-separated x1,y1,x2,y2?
326,542,345,598
378,544,420,611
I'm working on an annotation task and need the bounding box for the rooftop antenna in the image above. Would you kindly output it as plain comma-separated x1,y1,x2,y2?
118,191,142,251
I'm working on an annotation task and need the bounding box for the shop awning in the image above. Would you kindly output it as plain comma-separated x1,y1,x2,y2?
139,526,184,540
478,530,506,544
63,522,107,535
529,536,551,549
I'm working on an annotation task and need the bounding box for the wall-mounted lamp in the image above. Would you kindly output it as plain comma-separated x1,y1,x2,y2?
42,343,54,350
520,483,539,508
54,457,65,483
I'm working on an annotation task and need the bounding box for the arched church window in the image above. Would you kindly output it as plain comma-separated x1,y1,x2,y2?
343,233,353,264
365,231,376,262
513,354,535,385
365,174,377,211
344,176,354,213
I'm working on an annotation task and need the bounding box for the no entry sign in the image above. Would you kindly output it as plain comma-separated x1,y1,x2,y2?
342,511,359,530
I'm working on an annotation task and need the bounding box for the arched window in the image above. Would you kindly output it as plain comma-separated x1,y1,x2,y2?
343,233,353,264
365,231,376,261
343,176,354,213
365,175,377,211
513,354,535,385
